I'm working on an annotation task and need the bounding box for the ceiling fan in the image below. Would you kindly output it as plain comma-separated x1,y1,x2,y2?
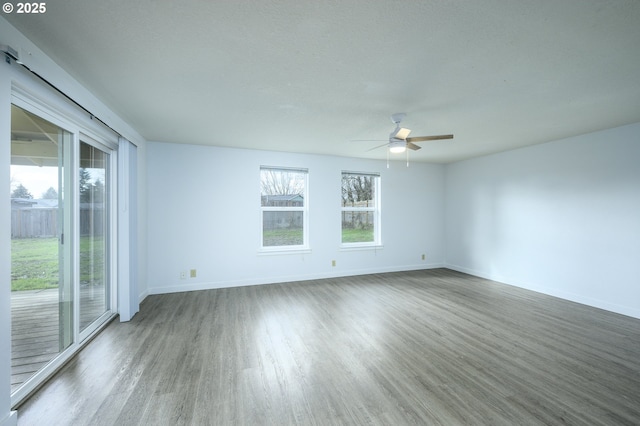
361,113,453,154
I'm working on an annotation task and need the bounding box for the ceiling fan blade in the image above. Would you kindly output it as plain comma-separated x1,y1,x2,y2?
366,142,391,152
406,142,421,151
406,134,454,143
392,127,411,140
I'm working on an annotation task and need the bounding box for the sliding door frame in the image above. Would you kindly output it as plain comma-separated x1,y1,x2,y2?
77,132,118,342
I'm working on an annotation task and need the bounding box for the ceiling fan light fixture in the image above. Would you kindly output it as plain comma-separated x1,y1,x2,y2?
389,140,406,153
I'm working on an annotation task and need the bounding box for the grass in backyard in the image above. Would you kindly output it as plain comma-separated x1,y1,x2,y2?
341,228,374,243
79,236,105,285
11,237,59,291
262,228,373,245
263,228,303,246
11,236,105,291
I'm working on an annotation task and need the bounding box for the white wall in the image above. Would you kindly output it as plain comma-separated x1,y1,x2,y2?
146,142,445,294
445,123,640,318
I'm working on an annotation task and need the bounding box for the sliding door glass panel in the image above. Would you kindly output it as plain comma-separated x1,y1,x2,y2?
79,141,110,331
10,104,72,393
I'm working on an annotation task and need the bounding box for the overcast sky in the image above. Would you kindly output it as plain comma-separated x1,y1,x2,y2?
10,165,58,198
11,165,106,199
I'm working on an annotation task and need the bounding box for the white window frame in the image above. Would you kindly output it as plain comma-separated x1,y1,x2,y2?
259,166,310,253
340,171,382,249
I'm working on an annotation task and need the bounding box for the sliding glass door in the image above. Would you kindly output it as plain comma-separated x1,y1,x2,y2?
10,101,117,403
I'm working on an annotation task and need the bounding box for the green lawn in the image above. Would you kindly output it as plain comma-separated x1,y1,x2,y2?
263,228,303,246
79,236,105,285
11,236,105,291
11,237,59,291
262,227,374,245
341,228,374,243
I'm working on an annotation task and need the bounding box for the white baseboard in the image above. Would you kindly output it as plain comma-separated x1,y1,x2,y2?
148,263,444,295
0,411,17,426
445,263,640,320
138,289,150,304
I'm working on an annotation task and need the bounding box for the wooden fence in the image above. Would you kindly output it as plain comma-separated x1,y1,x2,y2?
342,211,374,229
11,208,104,238
11,209,58,238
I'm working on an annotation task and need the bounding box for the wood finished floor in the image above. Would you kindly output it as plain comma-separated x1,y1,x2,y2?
16,269,640,425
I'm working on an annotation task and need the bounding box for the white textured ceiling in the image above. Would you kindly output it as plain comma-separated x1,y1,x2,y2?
5,0,640,163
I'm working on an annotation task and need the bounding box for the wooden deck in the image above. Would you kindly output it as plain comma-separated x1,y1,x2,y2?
11,286,107,394
11,289,60,394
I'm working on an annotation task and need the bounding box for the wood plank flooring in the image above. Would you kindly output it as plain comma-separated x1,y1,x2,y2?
15,269,640,425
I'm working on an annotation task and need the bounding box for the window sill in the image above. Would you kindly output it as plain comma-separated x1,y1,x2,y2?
258,247,312,256
339,244,384,252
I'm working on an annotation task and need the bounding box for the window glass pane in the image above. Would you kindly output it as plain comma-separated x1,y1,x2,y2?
341,174,375,207
10,104,72,393
261,168,305,207
79,142,109,331
341,211,375,243
263,211,304,246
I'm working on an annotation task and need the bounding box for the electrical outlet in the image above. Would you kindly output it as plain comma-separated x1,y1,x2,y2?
421,254,426,261
331,260,336,267
190,269,197,278
180,271,187,280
